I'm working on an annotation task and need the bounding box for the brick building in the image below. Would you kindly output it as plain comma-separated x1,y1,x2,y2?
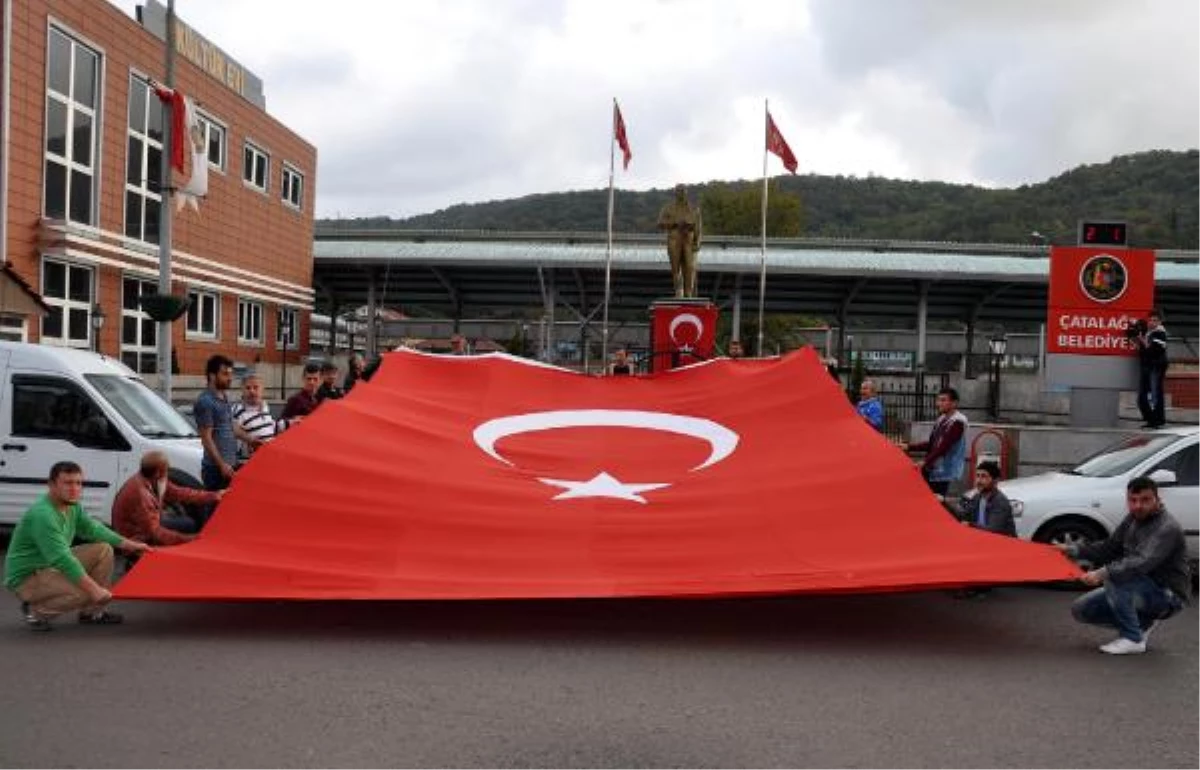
0,0,315,375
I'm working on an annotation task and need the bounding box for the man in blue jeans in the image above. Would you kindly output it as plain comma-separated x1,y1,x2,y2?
1057,476,1189,655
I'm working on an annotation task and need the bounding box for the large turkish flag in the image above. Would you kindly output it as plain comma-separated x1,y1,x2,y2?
116,348,1079,600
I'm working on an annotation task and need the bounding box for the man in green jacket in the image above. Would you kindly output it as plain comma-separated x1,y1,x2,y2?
4,461,152,631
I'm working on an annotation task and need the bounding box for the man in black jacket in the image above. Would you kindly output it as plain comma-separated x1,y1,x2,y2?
317,362,345,402
1058,476,1189,655
1135,310,1169,428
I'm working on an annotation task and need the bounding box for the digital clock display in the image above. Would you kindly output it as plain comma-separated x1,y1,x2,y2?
1078,220,1128,247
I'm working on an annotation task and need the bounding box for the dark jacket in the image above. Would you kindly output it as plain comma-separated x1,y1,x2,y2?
1139,326,1169,370
317,382,344,402
1071,506,1190,601
954,489,1016,537
281,390,320,421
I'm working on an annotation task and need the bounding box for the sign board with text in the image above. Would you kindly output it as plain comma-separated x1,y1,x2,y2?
1047,246,1155,357
139,0,267,109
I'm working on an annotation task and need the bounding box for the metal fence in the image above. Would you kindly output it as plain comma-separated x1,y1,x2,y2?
868,373,952,443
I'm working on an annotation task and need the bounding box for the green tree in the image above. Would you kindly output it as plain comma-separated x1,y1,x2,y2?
700,181,804,237
320,150,1199,250
850,351,866,400
719,312,826,356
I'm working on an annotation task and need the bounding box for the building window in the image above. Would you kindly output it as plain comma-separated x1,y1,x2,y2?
243,142,268,192
44,27,100,225
282,164,304,209
186,289,219,339
124,75,164,244
41,258,93,348
276,308,297,349
121,277,158,373
0,315,28,342
197,112,226,171
237,299,264,345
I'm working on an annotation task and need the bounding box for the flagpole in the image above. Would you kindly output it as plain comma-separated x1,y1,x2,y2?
601,98,617,373
757,99,769,357
156,0,176,400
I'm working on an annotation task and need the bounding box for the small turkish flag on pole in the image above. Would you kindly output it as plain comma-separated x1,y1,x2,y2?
614,102,632,170
149,79,187,175
766,111,798,174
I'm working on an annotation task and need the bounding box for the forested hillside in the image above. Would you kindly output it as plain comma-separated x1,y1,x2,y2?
319,150,1198,248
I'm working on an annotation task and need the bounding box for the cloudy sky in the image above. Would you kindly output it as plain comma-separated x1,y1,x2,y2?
110,0,1198,219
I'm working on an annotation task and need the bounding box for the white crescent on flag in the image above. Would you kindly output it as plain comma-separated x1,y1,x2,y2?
668,313,704,346
472,409,741,503
473,409,739,471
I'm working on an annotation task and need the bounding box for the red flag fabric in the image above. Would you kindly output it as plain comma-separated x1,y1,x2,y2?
115,349,1079,601
767,111,798,174
614,102,632,170
151,81,187,175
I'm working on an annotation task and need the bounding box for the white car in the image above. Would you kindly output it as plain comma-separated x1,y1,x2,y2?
1000,426,1199,569
0,342,204,526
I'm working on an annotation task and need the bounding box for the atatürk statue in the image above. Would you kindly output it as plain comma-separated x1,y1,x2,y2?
657,184,702,298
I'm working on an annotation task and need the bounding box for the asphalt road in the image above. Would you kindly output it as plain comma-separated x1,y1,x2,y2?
0,583,1195,768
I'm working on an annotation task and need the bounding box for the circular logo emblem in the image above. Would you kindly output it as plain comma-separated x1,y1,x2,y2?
1078,254,1128,303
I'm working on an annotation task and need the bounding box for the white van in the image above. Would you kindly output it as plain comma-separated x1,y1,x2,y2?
0,341,203,526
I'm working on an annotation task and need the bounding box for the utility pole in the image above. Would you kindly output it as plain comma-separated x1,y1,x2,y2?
155,0,176,401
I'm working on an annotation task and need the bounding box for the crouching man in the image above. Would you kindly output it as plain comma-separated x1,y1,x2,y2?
112,451,223,545
4,462,152,631
952,461,1016,537
1057,476,1189,655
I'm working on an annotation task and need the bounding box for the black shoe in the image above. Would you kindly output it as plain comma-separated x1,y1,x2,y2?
78,610,124,625
22,603,53,632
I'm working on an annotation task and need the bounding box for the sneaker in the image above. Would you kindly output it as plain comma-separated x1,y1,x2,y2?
1099,637,1146,655
78,610,124,625
21,603,53,633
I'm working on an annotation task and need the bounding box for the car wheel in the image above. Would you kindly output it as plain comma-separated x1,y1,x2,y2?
1037,518,1106,548
1035,517,1108,576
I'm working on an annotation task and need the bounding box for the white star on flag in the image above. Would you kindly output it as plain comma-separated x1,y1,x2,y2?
538,472,670,504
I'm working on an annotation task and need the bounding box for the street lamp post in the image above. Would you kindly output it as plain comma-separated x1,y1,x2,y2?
90,303,106,353
987,333,1008,421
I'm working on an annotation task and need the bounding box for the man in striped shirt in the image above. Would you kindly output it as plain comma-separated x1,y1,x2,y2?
232,373,287,460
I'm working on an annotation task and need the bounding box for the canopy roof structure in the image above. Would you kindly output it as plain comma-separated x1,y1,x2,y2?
312,230,1199,349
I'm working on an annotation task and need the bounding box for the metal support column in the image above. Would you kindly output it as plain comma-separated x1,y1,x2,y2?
964,316,976,378
365,271,378,358
155,0,177,399
731,275,743,344
537,267,555,363
327,302,340,355
915,281,929,371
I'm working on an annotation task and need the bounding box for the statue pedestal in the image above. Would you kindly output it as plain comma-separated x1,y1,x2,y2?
648,298,719,373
